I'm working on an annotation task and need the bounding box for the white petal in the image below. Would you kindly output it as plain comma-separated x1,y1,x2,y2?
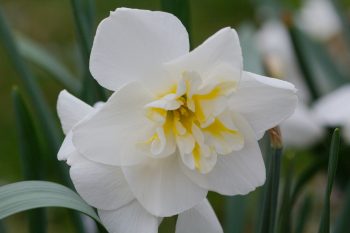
312,85,350,126
298,0,341,41
177,133,196,170
181,114,266,195
176,199,223,233
69,153,134,210
73,82,153,166
90,8,189,91
57,131,75,161
98,200,160,233
165,27,242,83
280,103,324,148
150,127,176,158
230,71,297,138
123,154,207,217
57,90,92,134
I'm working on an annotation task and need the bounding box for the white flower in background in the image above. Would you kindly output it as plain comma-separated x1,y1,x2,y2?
257,20,324,148
57,90,223,233
313,85,350,143
67,8,297,217
298,0,341,41
280,104,324,148
257,20,310,103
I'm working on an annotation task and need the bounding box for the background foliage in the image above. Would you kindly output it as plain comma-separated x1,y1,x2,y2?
1,0,350,233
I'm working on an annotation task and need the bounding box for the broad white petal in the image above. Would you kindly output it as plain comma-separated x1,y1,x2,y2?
166,27,242,83
98,200,159,233
57,90,92,134
90,8,189,91
312,85,350,126
57,131,75,161
181,114,266,195
69,154,134,210
73,82,153,166
280,103,324,148
230,71,297,138
123,154,207,217
176,199,223,233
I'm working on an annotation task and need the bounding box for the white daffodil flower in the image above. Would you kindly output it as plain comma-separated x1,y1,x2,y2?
298,0,341,41
313,85,350,143
57,90,223,233
257,20,324,148
280,104,324,148
257,20,310,103
68,8,297,217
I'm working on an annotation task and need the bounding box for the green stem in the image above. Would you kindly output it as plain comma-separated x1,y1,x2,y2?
258,147,282,233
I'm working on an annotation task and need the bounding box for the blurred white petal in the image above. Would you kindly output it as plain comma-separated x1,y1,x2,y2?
281,103,324,148
298,0,341,41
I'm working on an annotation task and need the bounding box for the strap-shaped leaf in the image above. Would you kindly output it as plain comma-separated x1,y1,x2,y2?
258,146,282,233
0,181,101,225
318,128,340,233
13,88,47,233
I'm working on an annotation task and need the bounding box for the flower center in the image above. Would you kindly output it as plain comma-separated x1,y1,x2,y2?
143,72,244,174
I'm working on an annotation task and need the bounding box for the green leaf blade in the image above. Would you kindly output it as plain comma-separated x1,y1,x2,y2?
12,87,47,233
258,147,282,233
295,195,313,233
0,181,101,225
318,128,340,233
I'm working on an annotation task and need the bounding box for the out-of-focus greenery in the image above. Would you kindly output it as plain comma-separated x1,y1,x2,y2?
1,0,350,233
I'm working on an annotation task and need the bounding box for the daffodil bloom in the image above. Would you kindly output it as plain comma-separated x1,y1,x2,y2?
257,21,324,148
298,0,341,41
57,90,223,233
313,85,350,143
66,8,297,217
280,104,324,148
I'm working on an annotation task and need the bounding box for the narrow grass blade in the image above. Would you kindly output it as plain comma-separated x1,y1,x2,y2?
318,128,340,233
277,158,293,233
70,0,91,59
334,182,350,233
12,88,45,180
290,158,326,206
0,181,102,226
16,33,80,93
12,88,47,233
287,22,320,101
224,196,246,233
0,7,61,152
84,0,95,34
258,147,282,233
70,0,106,104
161,0,191,46
295,195,312,233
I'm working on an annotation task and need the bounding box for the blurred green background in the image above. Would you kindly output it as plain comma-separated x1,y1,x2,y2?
1,0,350,233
